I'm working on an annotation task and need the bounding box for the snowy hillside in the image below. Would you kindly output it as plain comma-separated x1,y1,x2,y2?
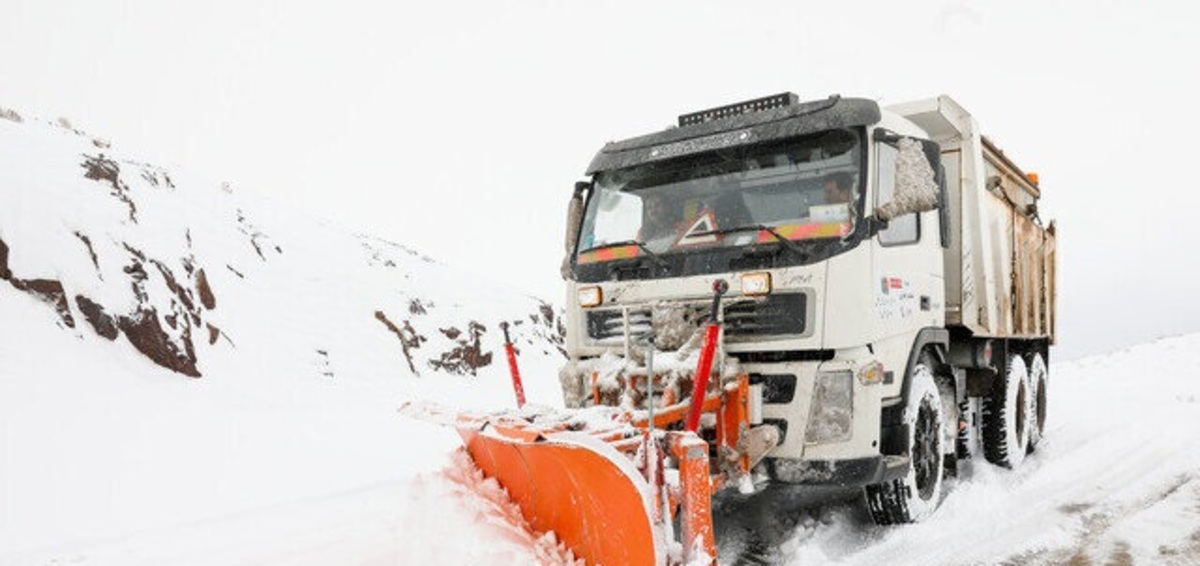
0,109,573,563
0,109,564,383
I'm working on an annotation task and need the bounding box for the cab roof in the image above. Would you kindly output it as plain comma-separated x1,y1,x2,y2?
586,94,881,175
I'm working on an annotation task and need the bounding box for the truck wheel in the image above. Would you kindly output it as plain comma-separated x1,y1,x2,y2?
1026,354,1048,453
982,354,1029,468
865,357,945,524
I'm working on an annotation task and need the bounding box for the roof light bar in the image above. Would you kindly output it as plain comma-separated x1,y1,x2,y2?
678,92,799,127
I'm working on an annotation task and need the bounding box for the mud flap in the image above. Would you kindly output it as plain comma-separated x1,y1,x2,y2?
458,425,662,566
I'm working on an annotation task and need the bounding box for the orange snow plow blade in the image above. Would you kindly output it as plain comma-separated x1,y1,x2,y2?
458,424,659,565
400,371,770,564
433,375,758,564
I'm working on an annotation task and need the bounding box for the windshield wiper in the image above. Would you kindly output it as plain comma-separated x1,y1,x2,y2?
578,240,667,268
691,225,809,261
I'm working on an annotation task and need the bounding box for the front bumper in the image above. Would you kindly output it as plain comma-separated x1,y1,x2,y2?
765,454,910,488
741,354,883,461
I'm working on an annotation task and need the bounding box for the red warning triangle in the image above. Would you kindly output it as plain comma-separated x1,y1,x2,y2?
676,211,720,247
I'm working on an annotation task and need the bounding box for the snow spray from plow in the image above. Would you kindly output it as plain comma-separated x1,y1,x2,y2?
406,281,780,565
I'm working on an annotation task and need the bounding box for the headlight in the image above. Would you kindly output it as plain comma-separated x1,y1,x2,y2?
805,371,853,445
740,272,771,296
577,286,602,308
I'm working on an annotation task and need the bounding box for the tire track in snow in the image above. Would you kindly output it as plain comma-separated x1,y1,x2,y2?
776,338,1200,566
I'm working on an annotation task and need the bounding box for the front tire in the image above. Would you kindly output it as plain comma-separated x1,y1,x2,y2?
865,357,946,524
982,354,1030,468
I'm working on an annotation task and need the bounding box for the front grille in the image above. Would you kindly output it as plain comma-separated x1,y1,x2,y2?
731,349,835,363
585,309,654,344
724,293,806,336
585,293,807,344
749,373,798,403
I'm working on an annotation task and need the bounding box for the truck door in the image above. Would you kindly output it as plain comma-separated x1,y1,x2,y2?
870,140,945,355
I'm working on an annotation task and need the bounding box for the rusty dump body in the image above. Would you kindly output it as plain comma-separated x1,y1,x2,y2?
891,98,1057,341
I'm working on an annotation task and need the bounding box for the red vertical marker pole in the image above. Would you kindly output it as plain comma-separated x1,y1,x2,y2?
501,322,526,408
684,280,728,433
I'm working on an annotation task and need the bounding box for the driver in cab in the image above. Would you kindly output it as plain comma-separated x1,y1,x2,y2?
809,171,855,223
640,195,682,249
822,171,854,204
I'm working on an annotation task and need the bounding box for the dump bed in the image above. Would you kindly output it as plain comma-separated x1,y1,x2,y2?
889,96,1056,341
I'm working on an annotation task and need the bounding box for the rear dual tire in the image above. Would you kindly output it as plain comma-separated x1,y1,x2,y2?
982,354,1031,468
1026,353,1048,453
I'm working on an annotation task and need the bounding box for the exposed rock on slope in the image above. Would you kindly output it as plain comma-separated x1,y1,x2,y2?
0,110,563,381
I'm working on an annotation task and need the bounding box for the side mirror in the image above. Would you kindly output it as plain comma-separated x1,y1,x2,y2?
561,181,589,279
875,138,940,222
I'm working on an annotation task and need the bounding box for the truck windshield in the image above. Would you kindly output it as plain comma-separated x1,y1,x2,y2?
577,129,863,266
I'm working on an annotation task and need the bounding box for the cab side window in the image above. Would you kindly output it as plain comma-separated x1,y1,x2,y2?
876,143,920,245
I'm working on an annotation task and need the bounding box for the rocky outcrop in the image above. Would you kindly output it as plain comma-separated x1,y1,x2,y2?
82,154,137,223
430,321,492,376
196,269,216,310
10,278,74,328
375,299,565,378
375,311,427,374
75,232,101,275
2,230,218,377
119,307,200,377
0,238,10,280
2,238,75,328
76,295,119,340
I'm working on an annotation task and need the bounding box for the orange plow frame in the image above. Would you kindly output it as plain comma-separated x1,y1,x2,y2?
446,374,756,566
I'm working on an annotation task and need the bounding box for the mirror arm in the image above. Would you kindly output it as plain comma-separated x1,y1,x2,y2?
873,128,902,146
865,215,889,237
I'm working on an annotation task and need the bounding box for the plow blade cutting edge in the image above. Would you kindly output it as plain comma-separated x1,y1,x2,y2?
458,424,660,565
407,371,760,564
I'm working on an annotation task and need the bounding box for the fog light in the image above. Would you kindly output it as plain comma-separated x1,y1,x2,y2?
577,286,602,308
740,272,771,296
805,371,853,444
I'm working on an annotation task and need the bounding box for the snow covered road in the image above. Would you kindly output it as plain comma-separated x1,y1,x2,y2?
6,311,1198,565
760,334,1200,565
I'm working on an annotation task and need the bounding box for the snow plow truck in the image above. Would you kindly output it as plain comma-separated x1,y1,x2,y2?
431,93,1057,565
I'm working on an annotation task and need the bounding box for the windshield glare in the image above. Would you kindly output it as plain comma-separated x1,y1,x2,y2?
577,129,862,263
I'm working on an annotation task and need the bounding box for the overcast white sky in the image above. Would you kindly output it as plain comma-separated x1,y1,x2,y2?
3,0,1197,360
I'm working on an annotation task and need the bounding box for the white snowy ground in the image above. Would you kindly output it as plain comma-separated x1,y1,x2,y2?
7,304,1197,566
0,287,576,565
2,111,1198,565
772,334,1200,566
